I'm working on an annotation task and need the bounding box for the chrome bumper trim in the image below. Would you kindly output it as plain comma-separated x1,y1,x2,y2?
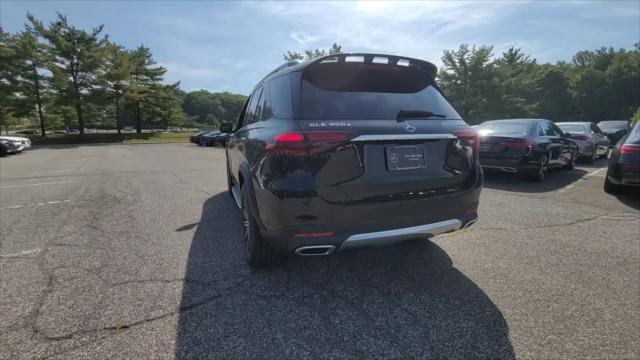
481,165,518,173
351,134,457,142
339,219,462,251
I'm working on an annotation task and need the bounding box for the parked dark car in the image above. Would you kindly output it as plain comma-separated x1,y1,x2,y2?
0,139,19,156
199,131,221,146
598,120,630,146
604,121,640,193
189,131,208,144
223,53,482,268
477,119,578,182
215,132,231,147
556,122,609,162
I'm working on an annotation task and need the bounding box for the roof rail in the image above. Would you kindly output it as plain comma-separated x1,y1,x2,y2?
262,60,300,80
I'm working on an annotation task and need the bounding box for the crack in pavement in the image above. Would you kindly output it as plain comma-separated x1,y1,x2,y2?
474,212,638,232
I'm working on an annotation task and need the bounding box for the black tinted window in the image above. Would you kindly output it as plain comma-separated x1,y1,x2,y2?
478,122,531,136
299,62,461,120
558,124,586,133
599,121,628,131
549,122,563,136
243,86,263,126
269,74,292,118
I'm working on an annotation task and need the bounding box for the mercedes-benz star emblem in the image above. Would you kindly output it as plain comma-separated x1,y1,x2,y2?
403,122,416,133
389,153,399,163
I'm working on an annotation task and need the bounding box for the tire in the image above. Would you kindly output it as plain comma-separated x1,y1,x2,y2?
563,151,576,170
586,149,596,163
604,175,621,194
241,183,280,268
525,155,547,182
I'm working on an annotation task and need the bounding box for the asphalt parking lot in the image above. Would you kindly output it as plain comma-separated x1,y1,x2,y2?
1,143,638,359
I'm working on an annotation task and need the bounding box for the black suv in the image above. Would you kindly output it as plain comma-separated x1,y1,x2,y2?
222,53,482,267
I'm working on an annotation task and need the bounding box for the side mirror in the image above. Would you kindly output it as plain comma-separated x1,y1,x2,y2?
220,123,233,133
561,132,570,138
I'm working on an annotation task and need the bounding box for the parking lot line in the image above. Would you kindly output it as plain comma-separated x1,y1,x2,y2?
0,248,42,258
0,180,75,189
2,199,71,210
587,167,607,177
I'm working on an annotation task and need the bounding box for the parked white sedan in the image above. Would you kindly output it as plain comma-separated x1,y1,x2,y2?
0,136,32,152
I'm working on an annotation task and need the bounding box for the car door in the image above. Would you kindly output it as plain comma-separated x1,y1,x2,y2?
549,122,572,164
591,123,609,154
538,121,561,165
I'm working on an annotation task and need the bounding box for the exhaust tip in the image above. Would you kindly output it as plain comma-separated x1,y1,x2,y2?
294,245,336,256
462,218,478,229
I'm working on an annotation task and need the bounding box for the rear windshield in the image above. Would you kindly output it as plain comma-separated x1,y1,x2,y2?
477,122,531,136
598,121,628,131
625,122,640,144
299,63,461,120
557,124,586,133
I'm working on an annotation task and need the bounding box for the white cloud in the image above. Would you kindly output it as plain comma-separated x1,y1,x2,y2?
255,1,522,68
290,31,319,45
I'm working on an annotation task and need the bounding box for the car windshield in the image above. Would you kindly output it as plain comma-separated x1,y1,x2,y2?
477,122,531,136
598,121,628,131
557,124,587,133
299,62,461,120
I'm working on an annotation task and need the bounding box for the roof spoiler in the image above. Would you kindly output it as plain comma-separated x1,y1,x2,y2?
307,53,438,79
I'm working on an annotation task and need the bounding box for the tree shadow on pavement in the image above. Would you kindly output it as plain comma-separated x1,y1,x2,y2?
175,193,514,359
483,168,588,193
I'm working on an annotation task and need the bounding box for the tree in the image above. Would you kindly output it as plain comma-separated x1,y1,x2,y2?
11,29,50,136
491,47,538,118
438,44,496,123
28,13,107,135
101,42,131,134
0,28,18,131
144,83,187,129
535,66,573,120
283,43,343,61
127,45,166,133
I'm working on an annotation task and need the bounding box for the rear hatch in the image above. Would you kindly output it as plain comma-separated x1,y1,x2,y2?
291,54,478,204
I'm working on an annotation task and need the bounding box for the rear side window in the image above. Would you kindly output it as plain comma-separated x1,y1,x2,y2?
549,122,563,136
269,74,293,118
298,62,461,120
625,122,640,144
243,86,263,126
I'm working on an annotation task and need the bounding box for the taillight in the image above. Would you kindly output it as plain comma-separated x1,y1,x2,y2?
265,131,355,157
453,129,479,160
499,139,533,149
620,144,640,154
571,134,592,141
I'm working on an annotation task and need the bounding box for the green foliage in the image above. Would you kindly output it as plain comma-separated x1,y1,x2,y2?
182,91,247,129
438,44,640,123
127,45,167,133
284,43,343,61
28,12,107,135
631,108,640,125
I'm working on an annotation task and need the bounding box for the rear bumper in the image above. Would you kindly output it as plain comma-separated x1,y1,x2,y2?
256,174,482,253
480,156,538,173
607,164,640,187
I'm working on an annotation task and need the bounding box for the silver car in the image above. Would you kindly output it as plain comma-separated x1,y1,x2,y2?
557,122,610,162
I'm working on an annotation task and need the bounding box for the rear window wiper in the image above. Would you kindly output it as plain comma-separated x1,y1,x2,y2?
396,110,446,122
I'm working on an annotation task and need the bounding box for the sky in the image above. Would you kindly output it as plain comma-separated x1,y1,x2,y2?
1,1,639,95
